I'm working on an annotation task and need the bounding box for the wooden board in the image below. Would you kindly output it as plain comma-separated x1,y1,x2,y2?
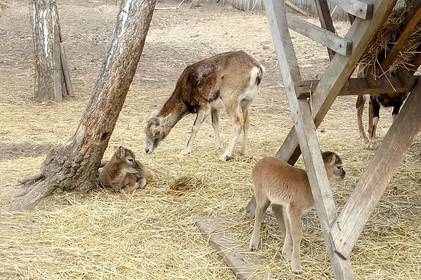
331,0,373,19
196,216,264,280
286,13,352,56
314,0,336,59
297,75,419,99
330,80,421,258
276,0,397,164
263,0,354,278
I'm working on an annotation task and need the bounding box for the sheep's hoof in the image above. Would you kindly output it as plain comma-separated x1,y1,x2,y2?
219,153,231,161
249,242,258,252
180,148,192,155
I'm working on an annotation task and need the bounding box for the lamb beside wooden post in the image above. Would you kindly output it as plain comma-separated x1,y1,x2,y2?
144,51,264,161
249,152,346,274
99,146,152,192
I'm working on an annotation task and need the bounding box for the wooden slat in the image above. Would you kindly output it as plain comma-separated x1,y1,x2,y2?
331,0,373,19
314,0,336,59
331,80,421,258
381,5,421,70
297,75,419,99
286,13,352,56
196,217,263,280
264,0,354,278
276,0,397,164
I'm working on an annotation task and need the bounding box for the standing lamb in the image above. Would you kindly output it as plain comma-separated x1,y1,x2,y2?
249,152,346,274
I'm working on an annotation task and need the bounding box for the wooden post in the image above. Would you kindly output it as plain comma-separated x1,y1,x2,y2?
13,0,157,210
330,80,421,258
276,0,397,164
314,0,336,59
264,0,354,278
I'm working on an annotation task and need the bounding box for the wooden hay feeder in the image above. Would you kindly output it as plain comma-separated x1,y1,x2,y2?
197,1,421,279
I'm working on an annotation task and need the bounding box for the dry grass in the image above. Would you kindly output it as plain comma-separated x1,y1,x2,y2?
359,0,421,76
0,1,420,280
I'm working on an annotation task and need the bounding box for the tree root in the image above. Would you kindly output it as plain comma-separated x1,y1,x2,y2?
11,177,57,211
18,173,44,186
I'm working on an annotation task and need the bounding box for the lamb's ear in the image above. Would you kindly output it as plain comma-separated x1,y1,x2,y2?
115,146,125,158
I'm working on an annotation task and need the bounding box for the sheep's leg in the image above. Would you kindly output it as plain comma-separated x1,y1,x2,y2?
356,95,369,147
220,108,242,161
211,108,222,149
240,100,250,155
181,109,208,155
367,98,380,149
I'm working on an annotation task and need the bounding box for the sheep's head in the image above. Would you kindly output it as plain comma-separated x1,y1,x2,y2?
144,110,168,154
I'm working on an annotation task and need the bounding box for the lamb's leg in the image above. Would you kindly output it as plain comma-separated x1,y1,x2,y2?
271,204,286,236
287,206,303,274
281,205,293,261
220,108,242,161
182,109,208,155
249,197,270,251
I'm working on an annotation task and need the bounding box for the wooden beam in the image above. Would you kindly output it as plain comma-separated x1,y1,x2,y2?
276,0,397,164
264,0,354,278
196,217,262,280
331,80,421,259
286,13,352,56
297,75,419,99
331,0,373,19
314,0,336,59
381,5,421,70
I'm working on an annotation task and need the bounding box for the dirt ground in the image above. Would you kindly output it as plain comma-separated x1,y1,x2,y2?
0,0,420,279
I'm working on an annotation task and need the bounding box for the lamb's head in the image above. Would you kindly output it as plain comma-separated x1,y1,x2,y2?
322,151,346,182
144,110,170,154
113,146,141,174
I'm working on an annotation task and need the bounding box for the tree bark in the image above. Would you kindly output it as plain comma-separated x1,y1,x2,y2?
31,0,73,102
14,0,157,210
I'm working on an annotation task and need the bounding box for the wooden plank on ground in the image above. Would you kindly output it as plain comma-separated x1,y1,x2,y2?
286,13,352,56
297,75,419,99
264,0,354,278
276,0,397,164
331,0,373,19
314,0,336,59
330,80,421,259
196,216,263,280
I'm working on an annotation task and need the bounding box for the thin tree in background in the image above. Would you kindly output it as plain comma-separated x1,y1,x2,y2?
14,0,157,210
31,0,73,102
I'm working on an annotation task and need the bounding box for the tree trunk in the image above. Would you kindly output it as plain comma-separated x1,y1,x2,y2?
14,0,157,210
31,0,73,102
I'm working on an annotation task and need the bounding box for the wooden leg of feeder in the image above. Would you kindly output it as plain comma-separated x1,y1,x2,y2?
276,0,397,165
330,81,421,259
264,0,354,278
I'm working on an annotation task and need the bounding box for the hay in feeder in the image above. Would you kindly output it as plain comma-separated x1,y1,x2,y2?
358,0,421,76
